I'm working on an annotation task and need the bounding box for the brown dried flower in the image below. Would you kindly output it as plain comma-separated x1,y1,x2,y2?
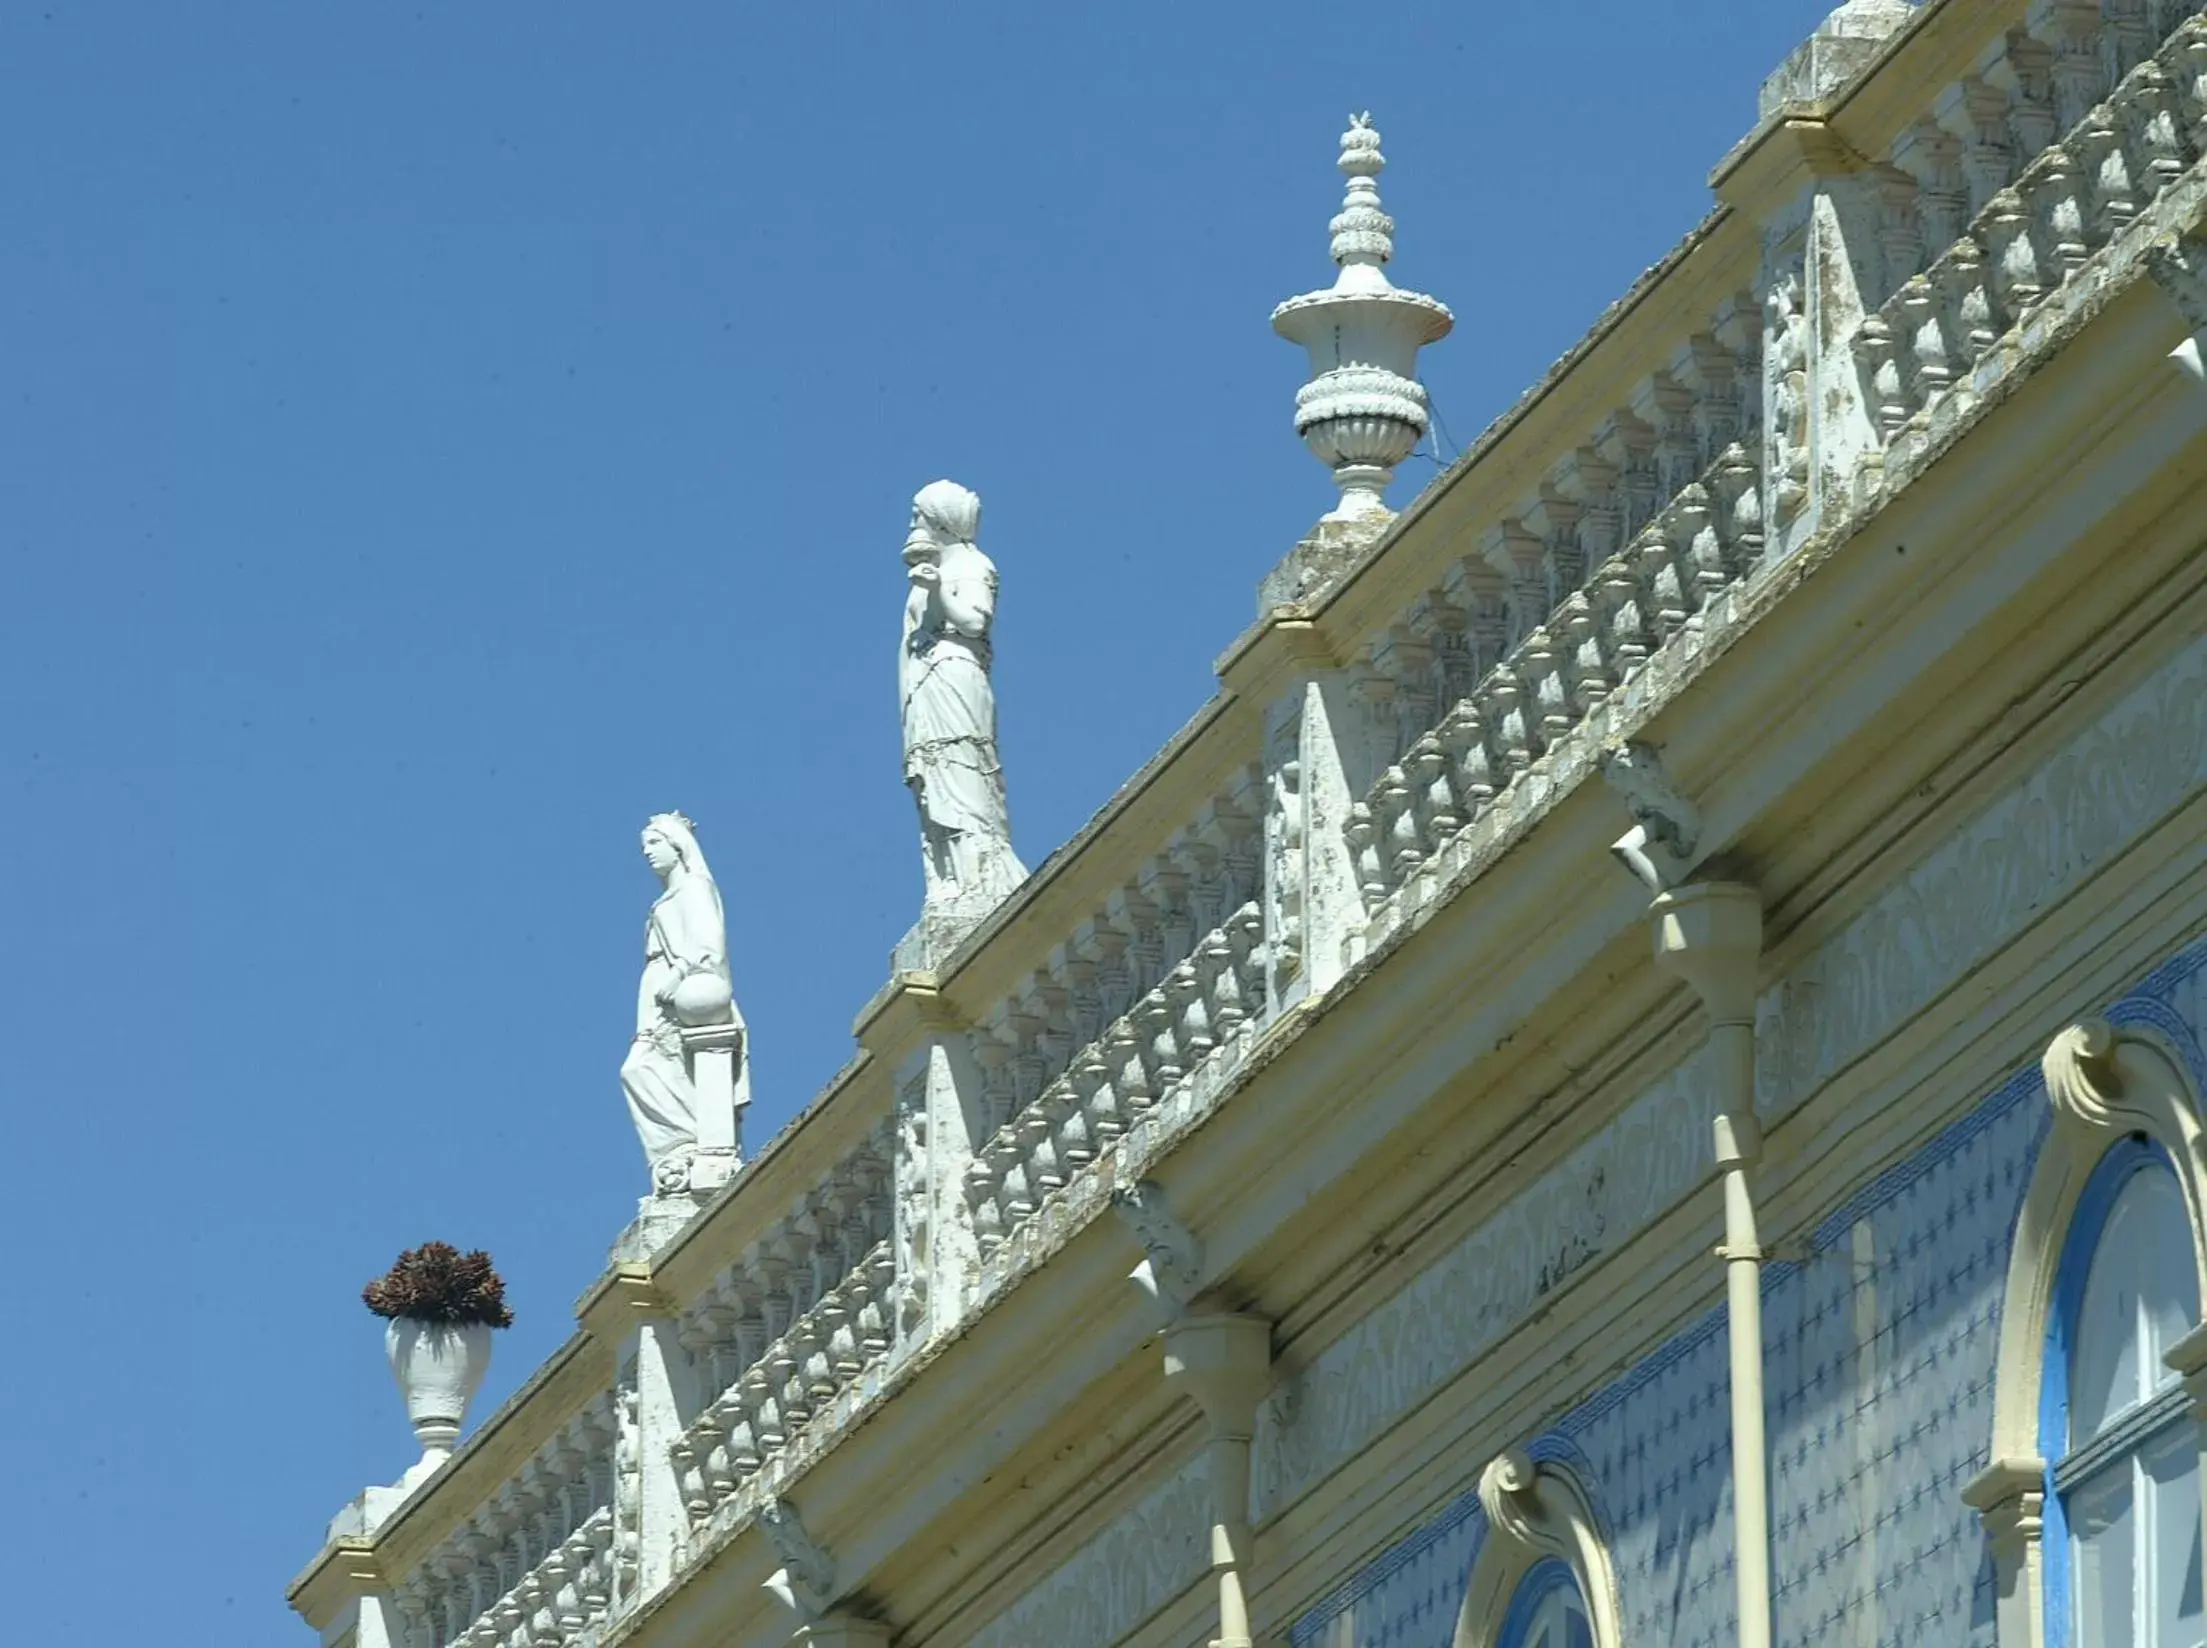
361,1242,514,1328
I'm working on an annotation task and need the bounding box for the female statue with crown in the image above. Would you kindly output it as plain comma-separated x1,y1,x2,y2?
619,811,746,1192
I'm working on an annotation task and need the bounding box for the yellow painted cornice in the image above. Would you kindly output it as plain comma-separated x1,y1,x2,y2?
287,1536,383,1628
1713,115,1870,221
1710,0,2028,217
1215,614,1340,705
576,1262,676,1343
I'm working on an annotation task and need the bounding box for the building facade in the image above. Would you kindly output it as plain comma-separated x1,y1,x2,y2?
290,3,2207,1646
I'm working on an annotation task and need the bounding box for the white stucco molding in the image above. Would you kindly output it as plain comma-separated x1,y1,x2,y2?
1457,1451,1624,1648
1965,1018,2207,1648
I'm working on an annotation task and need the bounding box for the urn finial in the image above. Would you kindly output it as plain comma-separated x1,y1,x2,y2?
1273,113,1453,524
1329,112,1392,267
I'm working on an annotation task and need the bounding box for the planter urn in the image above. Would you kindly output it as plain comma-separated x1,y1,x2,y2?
386,1316,494,1487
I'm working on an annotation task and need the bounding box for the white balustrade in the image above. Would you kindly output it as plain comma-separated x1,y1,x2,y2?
1352,436,1765,915
1856,11,2207,456
666,1131,894,1532
963,897,1266,1258
390,1398,620,1648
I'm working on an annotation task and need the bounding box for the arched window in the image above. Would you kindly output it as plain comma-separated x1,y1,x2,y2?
2046,1139,2204,1648
1459,1451,1620,1648
1496,1558,1593,1648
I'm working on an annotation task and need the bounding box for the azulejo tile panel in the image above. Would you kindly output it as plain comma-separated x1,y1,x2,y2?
1294,938,2207,1648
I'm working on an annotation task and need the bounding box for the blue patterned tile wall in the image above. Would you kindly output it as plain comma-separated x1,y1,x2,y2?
1290,937,2207,1648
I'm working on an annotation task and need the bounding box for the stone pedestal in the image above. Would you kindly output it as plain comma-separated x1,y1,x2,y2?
1256,514,1392,615
610,1193,707,1263
681,1020,745,1193
891,889,1002,974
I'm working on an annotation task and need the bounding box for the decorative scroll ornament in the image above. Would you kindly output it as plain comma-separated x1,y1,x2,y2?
1465,1451,1625,1648
1111,1178,1204,1319
759,1496,839,1619
1272,113,1453,523
2042,1017,2128,1133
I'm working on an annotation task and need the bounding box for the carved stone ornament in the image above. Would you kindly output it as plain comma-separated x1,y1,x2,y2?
1111,1178,1204,1319
1600,741,1701,892
1272,114,1452,522
2041,1017,2130,1133
758,1496,839,1619
1461,1451,1624,1648
2143,226,2207,382
2146,226,2207,325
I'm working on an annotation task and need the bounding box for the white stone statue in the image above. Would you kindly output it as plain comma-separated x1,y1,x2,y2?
900,480,1027,914
619,812,747,1193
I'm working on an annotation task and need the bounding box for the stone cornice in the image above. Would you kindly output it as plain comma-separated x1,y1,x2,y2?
575,1263,676,1342
286,1537,383,1629
1710,0,2026,201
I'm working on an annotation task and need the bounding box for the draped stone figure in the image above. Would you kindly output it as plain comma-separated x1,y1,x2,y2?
900,480,1027,915
619,812,747,1192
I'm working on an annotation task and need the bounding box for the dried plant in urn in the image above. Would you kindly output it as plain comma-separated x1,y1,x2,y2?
364,1242,513,1487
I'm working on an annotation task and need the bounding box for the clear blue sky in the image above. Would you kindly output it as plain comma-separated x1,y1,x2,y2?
0,3,1838,1640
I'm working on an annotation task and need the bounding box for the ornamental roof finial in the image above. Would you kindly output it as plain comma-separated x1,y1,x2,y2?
1272,113,1453,525
1329,112,1393,268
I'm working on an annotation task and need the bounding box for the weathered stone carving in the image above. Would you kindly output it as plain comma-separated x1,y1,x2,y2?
1111,1178,1204,1317
1600,740,1702,893
619,812,747,1194
759,1496,838,1619
900,480,1026,933
1764,260,1811,531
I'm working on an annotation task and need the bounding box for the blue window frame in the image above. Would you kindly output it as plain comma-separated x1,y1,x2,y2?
1497,1557,1592,1648
2042,1136,2203,1648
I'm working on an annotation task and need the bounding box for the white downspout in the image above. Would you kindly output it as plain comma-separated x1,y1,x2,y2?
1652,881,1771,1648
1162,1313,1274,1648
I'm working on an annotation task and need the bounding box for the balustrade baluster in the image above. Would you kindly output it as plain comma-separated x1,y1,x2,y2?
1436,701,1497,823
1166,959,1212,1067
1201,923,1245,1041
1558,592,1613,718
1712,447,1764,582
1374,765,1419,883
2128,58,2190,194
1411,739,1459,853
1070,1045,1122,1152
1104,1018,1153,1123
2078,103,2141,240
1515,626,1573,750
1594,555,1651,683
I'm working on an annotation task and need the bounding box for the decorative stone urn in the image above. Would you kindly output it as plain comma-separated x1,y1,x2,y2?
1273,113,1453,522
386,1317,493,1487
